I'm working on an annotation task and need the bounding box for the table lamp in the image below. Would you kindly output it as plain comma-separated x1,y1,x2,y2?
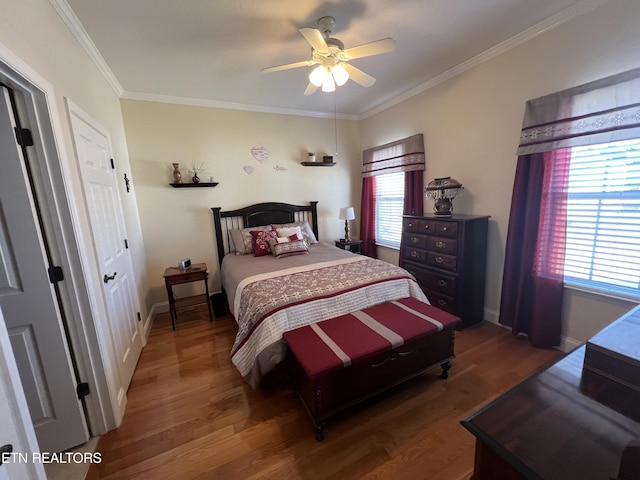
425,177,464,217
339,207,355,241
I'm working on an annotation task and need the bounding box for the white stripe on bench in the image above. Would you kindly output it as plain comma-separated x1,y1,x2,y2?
352,311,405,348
390,301,444,330
310,323,352,367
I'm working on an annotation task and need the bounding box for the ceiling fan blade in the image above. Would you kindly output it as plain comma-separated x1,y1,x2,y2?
261,59,316,73
343,38,396,60
304,83,318,96
342,64,376,87
300,27,329,53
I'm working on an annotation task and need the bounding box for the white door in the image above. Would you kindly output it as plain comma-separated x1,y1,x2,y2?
68,106,142,391
0,307,47,480
0,87,89,452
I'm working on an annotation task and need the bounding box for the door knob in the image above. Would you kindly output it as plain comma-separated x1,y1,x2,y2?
0,444,13,466
103,272,117,284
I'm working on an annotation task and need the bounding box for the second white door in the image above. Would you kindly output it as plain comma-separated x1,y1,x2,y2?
68,104,142,393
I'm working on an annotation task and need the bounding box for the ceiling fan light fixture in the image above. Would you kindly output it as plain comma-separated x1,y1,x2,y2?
322,73,336,92
332,64,349,86
309,65,328,87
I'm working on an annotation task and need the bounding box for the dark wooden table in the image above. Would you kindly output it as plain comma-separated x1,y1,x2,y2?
462,309,640,480
163,263,212,330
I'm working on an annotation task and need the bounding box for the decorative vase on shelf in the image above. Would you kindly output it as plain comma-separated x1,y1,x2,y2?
308,152,316,162
172,163,183,184
192,173,200,184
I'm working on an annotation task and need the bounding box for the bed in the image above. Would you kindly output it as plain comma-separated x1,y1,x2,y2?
211,201,429,388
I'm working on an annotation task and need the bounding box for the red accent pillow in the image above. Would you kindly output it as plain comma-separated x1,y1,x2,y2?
251,230,278,257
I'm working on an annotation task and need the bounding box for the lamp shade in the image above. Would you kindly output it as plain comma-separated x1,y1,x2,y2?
339,207,355,220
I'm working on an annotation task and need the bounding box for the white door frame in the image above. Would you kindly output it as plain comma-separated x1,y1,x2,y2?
0,41,124,435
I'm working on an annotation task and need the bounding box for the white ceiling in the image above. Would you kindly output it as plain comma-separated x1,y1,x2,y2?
60,0,598,118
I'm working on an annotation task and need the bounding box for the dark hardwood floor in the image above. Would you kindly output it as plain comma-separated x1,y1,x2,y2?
87,305,563,480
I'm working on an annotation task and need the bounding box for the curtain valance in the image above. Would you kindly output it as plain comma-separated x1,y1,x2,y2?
518,67,640,155
362,133,425,178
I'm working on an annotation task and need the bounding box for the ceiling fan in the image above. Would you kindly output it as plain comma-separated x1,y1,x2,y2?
261,16,396,95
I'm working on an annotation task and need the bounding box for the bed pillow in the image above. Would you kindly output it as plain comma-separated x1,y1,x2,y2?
251,230,278,257
230,225,272,255
270,239,309,259
276,226,303,241
271,221,318,244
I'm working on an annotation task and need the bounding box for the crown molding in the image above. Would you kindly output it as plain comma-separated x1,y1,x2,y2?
120,91,359,120
359,0,613,120
49,0,611,120
49,0,123,96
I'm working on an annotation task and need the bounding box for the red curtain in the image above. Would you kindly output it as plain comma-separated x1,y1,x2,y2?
360,176,377,258
499,149,570,347
404,170,424,216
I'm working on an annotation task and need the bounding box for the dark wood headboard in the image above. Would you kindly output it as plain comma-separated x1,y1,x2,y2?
211,201,319,267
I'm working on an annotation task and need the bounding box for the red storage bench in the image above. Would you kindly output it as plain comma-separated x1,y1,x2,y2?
283,297,461,440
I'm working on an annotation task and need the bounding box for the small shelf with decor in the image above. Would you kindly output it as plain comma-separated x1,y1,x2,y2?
301,162,335,166
170,183,219,188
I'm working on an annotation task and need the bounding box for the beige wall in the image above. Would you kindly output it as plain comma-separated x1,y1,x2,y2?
1,0,149,320
360,0,640,347
120,100,361,306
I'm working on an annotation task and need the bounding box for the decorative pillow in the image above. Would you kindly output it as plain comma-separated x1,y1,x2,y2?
230,225,272,255
271,221,318,244
276,226,303,241
266,236,295,251
251,230,278,257
270,239,309,259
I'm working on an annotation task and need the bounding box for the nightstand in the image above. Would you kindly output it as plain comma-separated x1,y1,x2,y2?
163,263,212,330
335,239,362,254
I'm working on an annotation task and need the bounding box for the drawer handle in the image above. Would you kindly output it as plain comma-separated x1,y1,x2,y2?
435,241,446,249
438,299,448,306
371,357,391,368
442,226,448,232
424,225,430,230
438,279,448,287
435,256,444,264
397,350,415,358
408,222,413,228
411,237,419,244
411,251,419,258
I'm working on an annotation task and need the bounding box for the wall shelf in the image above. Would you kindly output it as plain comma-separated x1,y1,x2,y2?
301,162,336,167
169,182,219,188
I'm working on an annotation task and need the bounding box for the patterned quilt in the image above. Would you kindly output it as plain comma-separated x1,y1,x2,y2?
230,256,428,387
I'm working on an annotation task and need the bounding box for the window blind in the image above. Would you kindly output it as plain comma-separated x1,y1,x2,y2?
564,138,640,299
375,172,404,248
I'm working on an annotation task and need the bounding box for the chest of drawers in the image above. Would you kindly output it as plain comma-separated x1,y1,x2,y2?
400,214,489,328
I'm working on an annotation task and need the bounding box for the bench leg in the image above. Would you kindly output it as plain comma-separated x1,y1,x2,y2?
441,361,452,379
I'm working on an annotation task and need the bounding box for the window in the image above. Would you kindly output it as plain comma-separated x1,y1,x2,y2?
374,172,404,248
564,138,640,300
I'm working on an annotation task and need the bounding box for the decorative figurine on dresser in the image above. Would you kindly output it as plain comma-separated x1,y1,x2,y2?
400,213,489,328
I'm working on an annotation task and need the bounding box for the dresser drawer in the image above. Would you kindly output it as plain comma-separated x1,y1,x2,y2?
427,236,457,255
435,222,458,238
404,218,436,235
427,252,457,271
403,233,428,249
423,289,458,313
404,262,457,297
403,247,427,263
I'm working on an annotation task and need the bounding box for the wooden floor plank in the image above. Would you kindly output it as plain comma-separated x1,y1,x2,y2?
87,306,563,479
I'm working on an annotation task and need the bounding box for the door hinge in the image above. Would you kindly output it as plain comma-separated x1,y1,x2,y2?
124,238,129,249
14,127,34,147
76,382,90,399
48,266,64,283
110,158,115,169
137,312,142,322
